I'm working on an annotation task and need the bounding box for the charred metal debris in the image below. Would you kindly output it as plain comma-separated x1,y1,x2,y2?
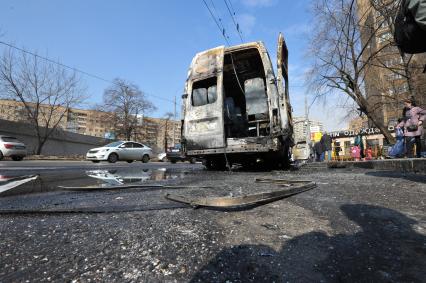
0,176,315,214
165,179,316,209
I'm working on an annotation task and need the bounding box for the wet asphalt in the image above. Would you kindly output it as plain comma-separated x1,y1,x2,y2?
0,161,425,282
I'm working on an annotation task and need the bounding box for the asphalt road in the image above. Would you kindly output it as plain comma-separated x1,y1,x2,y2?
0,162,425,282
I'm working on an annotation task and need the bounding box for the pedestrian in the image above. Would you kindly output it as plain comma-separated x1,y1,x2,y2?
351,144,361,161
397,97,425,158
365,147,373,160
394,0,426,54
333,141,341,161
320,131,332,161
314,141,324,162
354,131,365,159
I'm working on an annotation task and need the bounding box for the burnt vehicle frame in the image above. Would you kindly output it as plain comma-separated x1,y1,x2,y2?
180,34,293,169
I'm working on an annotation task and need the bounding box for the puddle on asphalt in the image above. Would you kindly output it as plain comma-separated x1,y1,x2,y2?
0,168,187,197
86,168,180,186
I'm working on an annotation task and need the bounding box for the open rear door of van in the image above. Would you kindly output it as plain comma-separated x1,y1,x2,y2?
276,33,293,132
184,46,226,151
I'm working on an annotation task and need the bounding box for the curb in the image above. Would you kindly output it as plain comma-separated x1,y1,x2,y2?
328,158,426,173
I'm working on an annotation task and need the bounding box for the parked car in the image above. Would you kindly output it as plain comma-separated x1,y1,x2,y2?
166,144,197,164
157,152,167,162
86,141,152,163
0,135,27,161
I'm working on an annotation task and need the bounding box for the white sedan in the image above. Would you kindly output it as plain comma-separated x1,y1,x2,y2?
0,135,27,161
86,141,152,163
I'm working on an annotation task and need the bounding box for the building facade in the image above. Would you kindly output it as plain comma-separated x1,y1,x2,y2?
356,0,426,128
0,99,180,152
293,116,324,144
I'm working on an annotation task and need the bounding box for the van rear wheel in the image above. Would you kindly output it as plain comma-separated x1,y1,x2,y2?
204,158,226,171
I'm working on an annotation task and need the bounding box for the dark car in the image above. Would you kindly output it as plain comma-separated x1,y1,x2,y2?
166,144,197,164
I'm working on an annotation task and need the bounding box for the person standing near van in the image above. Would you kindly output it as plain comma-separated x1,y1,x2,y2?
354,131,365,159
314,141,324,162
397,98,425,158
320,132,332,161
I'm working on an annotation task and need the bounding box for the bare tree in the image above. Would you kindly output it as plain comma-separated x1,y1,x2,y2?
306,0,419,143
0,47,85,154
101,78,156,140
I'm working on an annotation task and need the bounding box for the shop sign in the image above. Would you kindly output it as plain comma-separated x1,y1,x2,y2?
330,126,395,138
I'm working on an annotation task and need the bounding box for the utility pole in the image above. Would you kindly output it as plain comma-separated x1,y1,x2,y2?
305,93,312,159
172,95,176,147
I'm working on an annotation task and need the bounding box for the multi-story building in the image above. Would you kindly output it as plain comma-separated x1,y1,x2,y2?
133,117,181,152
356,0,426,128
0,99,181,152
293,116,324,143
348,116,369,132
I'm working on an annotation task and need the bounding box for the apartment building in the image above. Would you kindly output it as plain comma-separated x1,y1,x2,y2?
356,0,426,127
133,117,181,152
293,116,324,143
0,99,181,151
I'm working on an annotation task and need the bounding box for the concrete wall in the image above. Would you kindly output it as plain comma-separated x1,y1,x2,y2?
0,119,110,155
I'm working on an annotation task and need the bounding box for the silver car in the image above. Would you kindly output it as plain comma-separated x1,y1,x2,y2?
0,135,27,161
86,141,153,163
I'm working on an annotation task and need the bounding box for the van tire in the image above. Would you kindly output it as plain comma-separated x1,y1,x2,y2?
0,151,3,161
204,158,226,171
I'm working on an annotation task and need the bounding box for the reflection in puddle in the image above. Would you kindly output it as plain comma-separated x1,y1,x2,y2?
0,175,39,193
85,168,181,187
0,168,189,197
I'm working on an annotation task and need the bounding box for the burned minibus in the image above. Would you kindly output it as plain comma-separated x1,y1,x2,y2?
181,34,293,169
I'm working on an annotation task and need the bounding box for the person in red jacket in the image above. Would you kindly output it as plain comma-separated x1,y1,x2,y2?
397,98,426,158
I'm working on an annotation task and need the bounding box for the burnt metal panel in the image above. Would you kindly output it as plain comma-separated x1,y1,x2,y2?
184,46,226,150
277,33,293,135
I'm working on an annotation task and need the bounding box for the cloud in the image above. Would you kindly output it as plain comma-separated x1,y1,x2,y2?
236,14,256,36
241,0,278,7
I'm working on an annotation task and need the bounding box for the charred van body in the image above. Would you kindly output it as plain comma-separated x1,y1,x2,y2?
181,34,293,169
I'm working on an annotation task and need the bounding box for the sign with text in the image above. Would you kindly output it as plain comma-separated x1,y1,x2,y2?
330,126,396,138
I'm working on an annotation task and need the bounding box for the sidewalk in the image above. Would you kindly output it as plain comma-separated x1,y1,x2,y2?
24,155,84,161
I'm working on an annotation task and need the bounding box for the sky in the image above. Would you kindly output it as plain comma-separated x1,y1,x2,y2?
0,0,350,130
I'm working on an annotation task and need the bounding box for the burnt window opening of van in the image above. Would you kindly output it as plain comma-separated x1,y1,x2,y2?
223,48,269,138
191,77,217,107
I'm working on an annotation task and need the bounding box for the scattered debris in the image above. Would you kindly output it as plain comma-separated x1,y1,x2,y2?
165,179,316,209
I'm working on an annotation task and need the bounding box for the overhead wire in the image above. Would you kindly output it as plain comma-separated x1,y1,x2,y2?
201,0,246,171
223,0,244,43
0,40,175,104
209,0,228,40
201,0,231,46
